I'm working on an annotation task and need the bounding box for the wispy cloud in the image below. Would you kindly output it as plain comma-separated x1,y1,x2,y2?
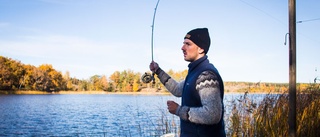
0,33,148,78
0,22,10,28
37,0,85,5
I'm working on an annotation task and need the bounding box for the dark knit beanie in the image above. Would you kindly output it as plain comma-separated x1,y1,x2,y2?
184,28,211,54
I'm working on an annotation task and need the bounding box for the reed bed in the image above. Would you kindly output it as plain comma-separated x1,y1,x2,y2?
227,84,320,137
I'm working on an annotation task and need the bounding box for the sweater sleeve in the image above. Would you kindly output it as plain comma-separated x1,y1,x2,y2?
155,67,184,97
188,71,223,125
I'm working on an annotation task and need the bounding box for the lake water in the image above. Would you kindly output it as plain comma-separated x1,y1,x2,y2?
0,93,265,136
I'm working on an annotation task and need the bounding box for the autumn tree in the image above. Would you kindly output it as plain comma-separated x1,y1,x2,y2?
23,65,38,90
100,75,109,91
0,56,25,90
63,71,74,90
132,72,141,92
109,71,120,92
88,75,109,91
32,64,65,91
0,56,14,90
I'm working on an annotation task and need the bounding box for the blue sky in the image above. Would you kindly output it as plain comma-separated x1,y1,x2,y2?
1,0,319,83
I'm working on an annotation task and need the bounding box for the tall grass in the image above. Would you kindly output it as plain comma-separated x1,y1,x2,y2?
227,84,320,137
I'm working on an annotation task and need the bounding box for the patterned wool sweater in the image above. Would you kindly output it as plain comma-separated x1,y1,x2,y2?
155,56,225,136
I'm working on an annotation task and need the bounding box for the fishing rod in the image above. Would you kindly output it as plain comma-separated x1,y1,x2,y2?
151,0,160,62
141,0,160,84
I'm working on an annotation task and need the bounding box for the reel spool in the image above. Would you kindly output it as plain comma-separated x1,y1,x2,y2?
141,72,155,84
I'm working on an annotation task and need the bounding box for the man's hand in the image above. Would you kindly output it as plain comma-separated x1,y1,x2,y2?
149,61,159,73
167,100,179,115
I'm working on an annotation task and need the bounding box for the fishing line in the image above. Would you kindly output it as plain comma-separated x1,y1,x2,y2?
141,0,161,84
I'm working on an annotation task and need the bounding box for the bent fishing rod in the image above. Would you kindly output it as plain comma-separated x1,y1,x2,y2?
141,0,161,84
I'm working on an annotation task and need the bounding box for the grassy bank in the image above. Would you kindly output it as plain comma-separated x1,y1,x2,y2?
227,84,320,137
0,90,271,95
0,90,172,95
0,90,49,95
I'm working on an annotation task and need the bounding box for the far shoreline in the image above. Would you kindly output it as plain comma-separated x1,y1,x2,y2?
0,90,281,95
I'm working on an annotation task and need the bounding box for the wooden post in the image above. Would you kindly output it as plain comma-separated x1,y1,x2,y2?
288,0,296,136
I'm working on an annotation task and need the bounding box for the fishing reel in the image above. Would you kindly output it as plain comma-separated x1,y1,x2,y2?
141,72,155,84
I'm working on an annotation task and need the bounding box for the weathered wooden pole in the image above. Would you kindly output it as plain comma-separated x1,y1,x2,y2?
288,0,296,136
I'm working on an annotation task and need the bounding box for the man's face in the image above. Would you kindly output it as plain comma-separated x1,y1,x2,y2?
181,39,204,62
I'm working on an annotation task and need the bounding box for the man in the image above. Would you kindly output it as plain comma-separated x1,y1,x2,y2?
150,28,225,137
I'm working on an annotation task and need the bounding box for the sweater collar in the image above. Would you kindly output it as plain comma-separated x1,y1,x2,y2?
188,55,208,72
